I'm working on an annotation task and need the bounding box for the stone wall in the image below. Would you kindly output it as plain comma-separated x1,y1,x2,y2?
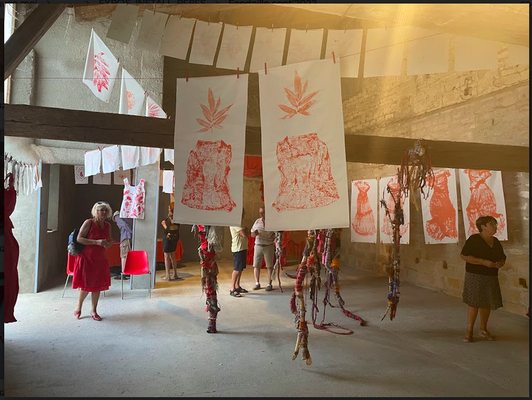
340,44,529,316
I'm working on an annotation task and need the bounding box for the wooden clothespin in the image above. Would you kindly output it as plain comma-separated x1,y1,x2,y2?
264,63,268,75
186,71,189,82
237,67,240,78
332,51,336,64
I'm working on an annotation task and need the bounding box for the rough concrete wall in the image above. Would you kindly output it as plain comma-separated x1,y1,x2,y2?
340,49,529,315
343,45,529,147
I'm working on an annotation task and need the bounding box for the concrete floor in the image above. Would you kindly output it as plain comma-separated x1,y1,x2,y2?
4,261,529,397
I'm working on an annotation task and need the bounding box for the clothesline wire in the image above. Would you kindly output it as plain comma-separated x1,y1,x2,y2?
12,32,453,80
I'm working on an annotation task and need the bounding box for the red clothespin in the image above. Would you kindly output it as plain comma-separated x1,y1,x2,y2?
237,67,240,78
332,51,336,64
144,90,149,97
186,71,189,82
264,62,268,75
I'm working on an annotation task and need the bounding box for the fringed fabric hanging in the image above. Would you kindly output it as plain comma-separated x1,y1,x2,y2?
380,139,433,321
193,224,222,333
4,153,41,195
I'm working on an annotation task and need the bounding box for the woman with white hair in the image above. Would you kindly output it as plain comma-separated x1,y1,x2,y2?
72,201,113,321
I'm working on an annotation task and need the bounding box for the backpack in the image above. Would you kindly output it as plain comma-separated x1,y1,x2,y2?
68,222,91,256
67,227,84,256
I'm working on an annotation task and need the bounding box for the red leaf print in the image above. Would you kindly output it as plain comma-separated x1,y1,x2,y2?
126,91,135,110
148,102,162,118
93,52,111,93
196,87,234,133
279,70,319,119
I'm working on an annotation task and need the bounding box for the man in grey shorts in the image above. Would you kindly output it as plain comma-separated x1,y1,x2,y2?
251,207,275,291
112,211,133,279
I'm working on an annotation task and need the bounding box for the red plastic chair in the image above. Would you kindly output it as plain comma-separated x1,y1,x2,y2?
62,253,77,298
121,250,151,299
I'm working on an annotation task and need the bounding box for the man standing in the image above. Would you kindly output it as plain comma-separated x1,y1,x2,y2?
229,208,249,297
251,207,275,291
112,211,133,279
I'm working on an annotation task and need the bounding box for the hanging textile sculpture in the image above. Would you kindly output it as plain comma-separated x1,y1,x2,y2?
272,231,285,292
379,139,433,321
193,225,223,333
289,229,365,365
4,173,20,323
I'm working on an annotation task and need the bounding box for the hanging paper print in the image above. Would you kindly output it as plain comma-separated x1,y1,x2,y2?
379,175,410,244
350,179,378,243
259,59,349,231
286,29,324,65
250,27,287,72
421,168,458,244
92,172,112,185
101,145,120,174
120,145,139,171
113,169,131,185
140,147,161,166
189,20,223,66
106,4,138,44
216,24,253,71
74,165,88,185
159,16,196,60
459,169,508,240
164,149,174,164
145,96,167,119
174,74,248,226
136,10,168,53
82,29,120,102
162,170,174,194
84,148,101,177
119,68,145,116
326,29,363,78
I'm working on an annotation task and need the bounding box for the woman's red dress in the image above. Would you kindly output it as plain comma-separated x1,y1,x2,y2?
72,219,111,292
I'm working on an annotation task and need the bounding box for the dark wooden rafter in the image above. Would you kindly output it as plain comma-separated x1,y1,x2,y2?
4,104,529,172
4,4,67,80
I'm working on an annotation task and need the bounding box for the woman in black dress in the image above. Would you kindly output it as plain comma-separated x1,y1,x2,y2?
460,215,506,342
161,202,181,280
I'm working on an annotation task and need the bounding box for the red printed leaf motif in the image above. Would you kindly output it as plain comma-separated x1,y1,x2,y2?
93,52,111,93
278,70,318,120
196,88,233,133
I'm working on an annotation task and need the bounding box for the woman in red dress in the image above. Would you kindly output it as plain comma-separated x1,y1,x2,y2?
72,201,113,321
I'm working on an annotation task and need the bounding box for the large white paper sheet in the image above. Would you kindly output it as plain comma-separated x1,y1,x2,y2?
454,36,498,71
159,16,195,59
326,29,363,78
259,59,349,231
83,29,120,102
121,145,139,171
174,74,248,226
459,169,508,241
421,168,459,244
350,179,378,243
364,28,406,77
379,175,410,244
286,29,324,65
216,24,253,71
101,145,120,174
136,10,168,53
250,28,287,72
84,148,101,177
107,4,138,44
189,20,223,66
507,44,529,66
119,68,145,116
407,27,450,75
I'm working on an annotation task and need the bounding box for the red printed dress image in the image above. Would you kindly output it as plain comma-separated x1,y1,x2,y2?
379,175,410,244
352,180,377,235
459,169,507,240
120,178,146,219
421,168,459,244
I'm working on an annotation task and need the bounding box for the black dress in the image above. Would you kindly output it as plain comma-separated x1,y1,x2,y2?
163,217,180,253
460,234,506,309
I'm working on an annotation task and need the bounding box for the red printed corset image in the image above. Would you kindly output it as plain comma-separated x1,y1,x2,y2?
353,181,376,236
272,133,339,212
426,169,458,240
464,169,505,236
181,140,236,212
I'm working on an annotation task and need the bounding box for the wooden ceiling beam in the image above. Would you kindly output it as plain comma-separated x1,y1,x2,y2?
4,4,67,80
4,104,528,172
